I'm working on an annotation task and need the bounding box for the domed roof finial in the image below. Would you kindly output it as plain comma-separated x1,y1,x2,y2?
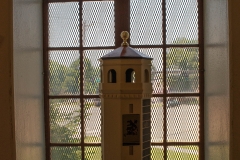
121,31,129,47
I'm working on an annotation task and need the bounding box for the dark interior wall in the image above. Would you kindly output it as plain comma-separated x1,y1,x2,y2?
229,0,240,159
0,0,16,159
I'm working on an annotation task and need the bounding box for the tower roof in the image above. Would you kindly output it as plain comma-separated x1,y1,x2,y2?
100,46,153,60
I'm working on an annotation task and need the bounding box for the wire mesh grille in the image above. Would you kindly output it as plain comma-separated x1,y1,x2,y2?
166,0,198,44
130,0,163,45
82,1,114,47
167,146,199,159
83,49,113,95
151,146,164,160
167,97,199,142
51,146,81,160
135,48,163,94
50,99,81,143
166,48,199,93
85,146,102,160
151,97,164,142
49,50,80,95
84,98,101,143
48,2,80,47
45,0,203,159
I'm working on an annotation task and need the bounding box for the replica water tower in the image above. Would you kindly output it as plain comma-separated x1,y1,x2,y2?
99,31,152,160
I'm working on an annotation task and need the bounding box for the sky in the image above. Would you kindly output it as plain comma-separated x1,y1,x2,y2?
48,0,198,68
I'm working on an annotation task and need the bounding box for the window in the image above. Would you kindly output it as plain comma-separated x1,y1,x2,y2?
108,69,116,83
126,68,135,83
43,0,203,159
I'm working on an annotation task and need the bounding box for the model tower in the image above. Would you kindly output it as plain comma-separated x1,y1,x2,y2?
99,31,153,160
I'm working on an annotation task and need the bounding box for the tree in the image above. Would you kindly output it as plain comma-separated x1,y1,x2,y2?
49,61,68,95
49,58,100,159
166,38,199,92
62,59,80,94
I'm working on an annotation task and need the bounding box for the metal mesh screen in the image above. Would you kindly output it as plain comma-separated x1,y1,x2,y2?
167,146,199,159
45,0,203,159
151,97,164,142
151,146,164,160
82,1,114,47
83,49,113,95
130,0,163,45
166,48,199,93
49,50,80,95
48,2,80,47
51,146,81,160
167,97,199,142
84,98,101,143
85,147,102,160
166,0,198,44
50,99,81,143
136,48,163,94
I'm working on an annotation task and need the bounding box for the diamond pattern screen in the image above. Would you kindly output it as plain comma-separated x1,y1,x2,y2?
49,50,80,95
166,48,199,93
83,50,113,95
49,2,80,47
167,146,199,159
50,99,81,143
85,147,102,160
51,147,81,160
46,0,202,159
167,97,199,142
166,0,198,44
151,146,164,160
84,98,101,143
130,0,163,45
151,97,164,142
82,1,115,47
136,48,163,94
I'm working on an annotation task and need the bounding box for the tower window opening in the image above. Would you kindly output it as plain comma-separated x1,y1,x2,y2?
126,68,135,83
108,69,116,83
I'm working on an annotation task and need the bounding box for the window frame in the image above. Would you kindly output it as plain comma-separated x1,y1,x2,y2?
43,0,204,159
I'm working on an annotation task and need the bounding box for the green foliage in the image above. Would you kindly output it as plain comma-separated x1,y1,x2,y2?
49,61,69,95
62,59,80,94
49,57,100,95
49,57,100,159
166,38,199,92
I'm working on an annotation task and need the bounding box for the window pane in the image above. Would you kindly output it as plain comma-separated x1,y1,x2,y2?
84,98,101,143
166,0,198,44
82,1,115,47
166,48,199,93
51,147,81,160
49,2,80,47
130,0,163,45
167,97,199,142
83,49,113,95
135,48,163,94
151,146,164,160
85,147,102,159
167,146,199,159
49,50,80,95
151,97,164,143
50,99,81,143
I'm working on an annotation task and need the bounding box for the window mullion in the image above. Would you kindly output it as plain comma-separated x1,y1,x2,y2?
114,0,130,47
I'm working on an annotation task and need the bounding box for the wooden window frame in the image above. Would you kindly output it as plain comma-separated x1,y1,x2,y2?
43,0,204,159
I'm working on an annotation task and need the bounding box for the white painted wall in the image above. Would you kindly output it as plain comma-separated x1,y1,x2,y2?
13,0,45,159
